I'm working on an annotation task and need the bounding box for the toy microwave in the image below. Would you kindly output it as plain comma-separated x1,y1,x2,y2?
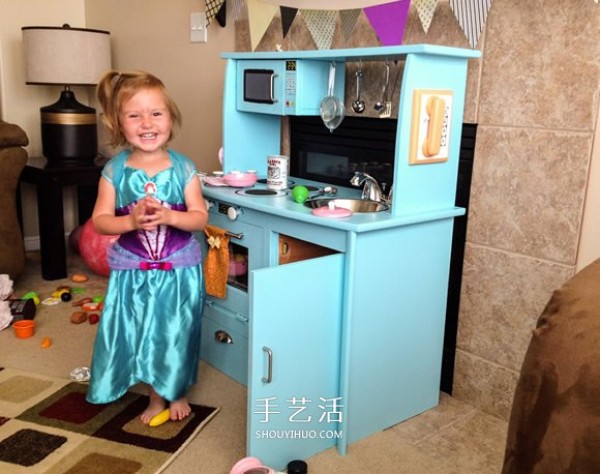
235,59,345,116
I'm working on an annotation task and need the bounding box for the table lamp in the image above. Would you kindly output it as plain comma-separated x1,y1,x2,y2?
22,25,111,167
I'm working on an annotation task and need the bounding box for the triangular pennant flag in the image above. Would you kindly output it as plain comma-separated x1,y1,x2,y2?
247,0,278,50
232,0,244,20
413,0,438,33
301,10,337,50
339,9,361,42
280,6,298,38
206,0,225,26
364,0,411,46
216,0,227,27
450,0,492,48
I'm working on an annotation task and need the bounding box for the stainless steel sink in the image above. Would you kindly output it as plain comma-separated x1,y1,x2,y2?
304,198,389,213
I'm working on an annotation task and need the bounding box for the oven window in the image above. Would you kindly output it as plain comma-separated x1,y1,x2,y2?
228,242,248,291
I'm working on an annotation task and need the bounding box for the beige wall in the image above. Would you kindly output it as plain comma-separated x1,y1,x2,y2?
84,0,234,171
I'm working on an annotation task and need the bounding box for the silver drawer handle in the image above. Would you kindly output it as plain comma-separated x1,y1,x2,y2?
262,346,273,383
214,330,233,344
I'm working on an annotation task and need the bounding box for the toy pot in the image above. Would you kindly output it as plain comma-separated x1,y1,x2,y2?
13,320,35,339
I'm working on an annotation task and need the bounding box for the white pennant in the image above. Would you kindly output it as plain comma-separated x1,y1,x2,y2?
413,0,439,33
232,0,245,20
450,0,493,48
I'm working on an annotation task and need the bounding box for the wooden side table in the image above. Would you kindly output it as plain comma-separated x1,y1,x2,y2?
18,156,102,280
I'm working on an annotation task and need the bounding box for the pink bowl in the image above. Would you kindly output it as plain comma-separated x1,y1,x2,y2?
223,172,257,187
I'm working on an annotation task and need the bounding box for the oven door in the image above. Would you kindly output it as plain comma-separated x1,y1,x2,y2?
199,209,265,384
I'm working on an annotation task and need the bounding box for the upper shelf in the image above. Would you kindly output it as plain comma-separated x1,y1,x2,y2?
222,44,481,62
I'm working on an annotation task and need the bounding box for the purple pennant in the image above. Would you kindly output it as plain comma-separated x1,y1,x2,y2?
364,0,411,46
280,7,298,38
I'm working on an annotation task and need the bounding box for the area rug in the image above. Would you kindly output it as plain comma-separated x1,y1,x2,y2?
0,368,219,473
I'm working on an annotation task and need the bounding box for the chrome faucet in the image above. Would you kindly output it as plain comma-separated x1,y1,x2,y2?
350,172,385,202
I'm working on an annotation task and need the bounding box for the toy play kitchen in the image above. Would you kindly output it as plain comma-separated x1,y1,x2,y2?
198,44,479,470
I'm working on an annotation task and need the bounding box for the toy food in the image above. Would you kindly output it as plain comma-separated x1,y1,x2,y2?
72,297,92,307
71,273,89,283
149,409,171,427
70,311,88,324
82,302,99,311
88,313,100,325
41,337,52,348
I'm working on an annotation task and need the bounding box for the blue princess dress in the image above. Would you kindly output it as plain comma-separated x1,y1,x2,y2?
87,149,205,404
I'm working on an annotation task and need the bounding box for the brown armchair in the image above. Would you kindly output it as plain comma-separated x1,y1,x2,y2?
0,120,28,279
502,258,600,473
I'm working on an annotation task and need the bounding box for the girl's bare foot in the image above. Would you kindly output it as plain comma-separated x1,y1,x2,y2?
140,387,166,424
170,397,192,421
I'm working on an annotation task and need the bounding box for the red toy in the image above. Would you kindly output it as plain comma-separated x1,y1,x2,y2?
78,218,119,277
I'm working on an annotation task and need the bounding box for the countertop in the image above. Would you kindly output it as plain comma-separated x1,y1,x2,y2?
200,175,464,233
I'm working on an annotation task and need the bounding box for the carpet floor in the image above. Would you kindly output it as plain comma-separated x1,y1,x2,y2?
0,367,219,473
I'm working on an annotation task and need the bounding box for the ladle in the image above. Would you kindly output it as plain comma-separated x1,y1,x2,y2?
373,63,390,112
352,69,365,114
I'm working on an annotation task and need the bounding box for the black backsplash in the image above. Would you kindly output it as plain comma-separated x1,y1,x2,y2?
290,116,397,191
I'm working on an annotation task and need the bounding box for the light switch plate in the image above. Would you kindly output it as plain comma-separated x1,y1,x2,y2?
191,12,207,43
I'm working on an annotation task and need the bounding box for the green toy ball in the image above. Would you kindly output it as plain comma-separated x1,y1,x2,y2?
292,185,309,203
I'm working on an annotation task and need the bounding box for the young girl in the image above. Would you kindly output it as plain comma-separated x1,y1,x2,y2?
86,70,208,424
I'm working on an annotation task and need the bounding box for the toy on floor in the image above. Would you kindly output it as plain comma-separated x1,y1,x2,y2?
0,274,13,330
77,218,119,277
229,457,306,474
149,408,171,427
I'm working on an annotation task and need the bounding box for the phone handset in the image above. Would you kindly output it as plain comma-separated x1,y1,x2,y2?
422,96,446,157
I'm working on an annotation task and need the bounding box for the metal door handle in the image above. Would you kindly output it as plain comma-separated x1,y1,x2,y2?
262,346,273,383
214,330,233,344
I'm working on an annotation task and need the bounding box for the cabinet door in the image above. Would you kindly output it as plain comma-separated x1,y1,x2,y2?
247,253,344,469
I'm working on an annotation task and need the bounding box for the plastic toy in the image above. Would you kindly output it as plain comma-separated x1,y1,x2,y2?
149,408,171,427
78,218,118,277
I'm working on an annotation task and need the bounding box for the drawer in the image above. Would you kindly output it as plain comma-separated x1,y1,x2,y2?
201,312,248,386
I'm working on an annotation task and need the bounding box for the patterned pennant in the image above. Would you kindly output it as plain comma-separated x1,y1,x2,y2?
364,0,411,46
281,6,298,37
206,0,225,26
231,0,244,20
247,0,278,50
301,10,337,50
450,0,492,48
339,9,362,41
413,0,438,33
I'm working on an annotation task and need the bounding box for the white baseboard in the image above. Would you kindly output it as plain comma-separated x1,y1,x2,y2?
24,236,40,251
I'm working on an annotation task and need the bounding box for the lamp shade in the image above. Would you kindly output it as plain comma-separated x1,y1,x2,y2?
22,25,111,86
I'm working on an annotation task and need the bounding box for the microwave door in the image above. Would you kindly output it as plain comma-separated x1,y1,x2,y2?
244,69,276,104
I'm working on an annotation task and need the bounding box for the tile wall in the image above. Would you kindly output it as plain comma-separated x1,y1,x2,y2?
234,0,600,420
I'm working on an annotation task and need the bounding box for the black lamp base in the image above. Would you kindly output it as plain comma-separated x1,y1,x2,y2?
41,89,98,167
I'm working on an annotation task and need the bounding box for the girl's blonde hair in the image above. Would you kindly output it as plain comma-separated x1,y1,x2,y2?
97,70,182,148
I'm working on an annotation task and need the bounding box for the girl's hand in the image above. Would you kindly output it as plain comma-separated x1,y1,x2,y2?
138,196,169,231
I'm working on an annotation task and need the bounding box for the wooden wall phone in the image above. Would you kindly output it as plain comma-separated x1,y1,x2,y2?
409,89,453,164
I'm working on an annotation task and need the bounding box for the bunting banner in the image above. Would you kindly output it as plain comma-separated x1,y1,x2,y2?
205,0,226,26
232,0,245,20
364,0,411,46
247,0,279,49
450,0,492,48
259,0,400,8
242,0,501,50
301,9,338,50
413,0,438,33
339,9,362,42
280,6,298,37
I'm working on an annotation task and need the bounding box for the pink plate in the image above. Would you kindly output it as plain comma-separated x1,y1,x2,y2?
311,205,353,218
223,172,258,187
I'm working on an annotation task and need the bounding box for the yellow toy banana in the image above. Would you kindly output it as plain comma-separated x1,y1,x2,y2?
149,408,171,427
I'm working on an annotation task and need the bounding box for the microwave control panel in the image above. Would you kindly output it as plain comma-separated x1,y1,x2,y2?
236,59,345,116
